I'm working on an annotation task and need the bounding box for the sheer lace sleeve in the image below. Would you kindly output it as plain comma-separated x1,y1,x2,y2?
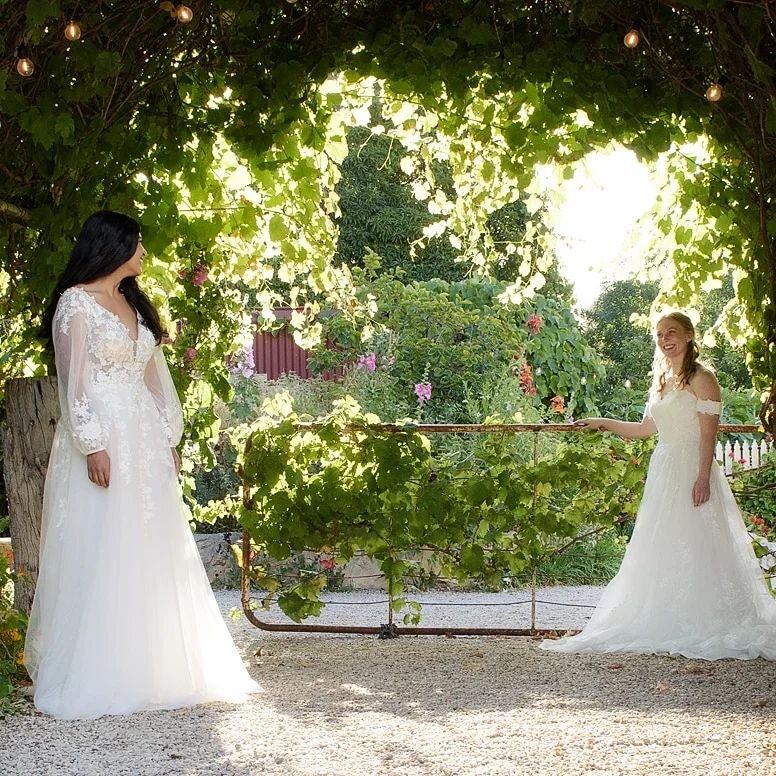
53,297,108,456
696,398,722,416
144,346,184,446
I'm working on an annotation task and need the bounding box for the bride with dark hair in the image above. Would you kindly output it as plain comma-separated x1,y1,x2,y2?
541,311,776,660
26,211,259,719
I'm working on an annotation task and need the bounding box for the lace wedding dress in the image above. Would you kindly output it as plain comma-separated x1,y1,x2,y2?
24,287,259,719
541,388,776,660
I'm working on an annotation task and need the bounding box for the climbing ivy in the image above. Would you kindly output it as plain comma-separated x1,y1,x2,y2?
0,0,774,429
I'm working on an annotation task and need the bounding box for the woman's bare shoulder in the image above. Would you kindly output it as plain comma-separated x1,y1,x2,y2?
689,366,721,399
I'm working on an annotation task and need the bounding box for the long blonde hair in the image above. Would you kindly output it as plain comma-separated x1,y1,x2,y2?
650,312,702,397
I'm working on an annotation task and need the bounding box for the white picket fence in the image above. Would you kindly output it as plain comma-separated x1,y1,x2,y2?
716,436,773,475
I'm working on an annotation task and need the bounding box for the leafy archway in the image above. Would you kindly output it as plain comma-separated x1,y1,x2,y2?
1,1,774,428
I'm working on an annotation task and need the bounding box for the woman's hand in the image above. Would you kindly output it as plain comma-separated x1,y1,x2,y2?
575,418,609,432
692,476,711,507
171,447,181,474
87,450,111,488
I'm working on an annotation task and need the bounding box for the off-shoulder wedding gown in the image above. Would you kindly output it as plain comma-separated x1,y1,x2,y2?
541,389,776,660
24,286,259,719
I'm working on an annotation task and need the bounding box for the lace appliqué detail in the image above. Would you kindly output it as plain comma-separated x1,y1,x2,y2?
72,395,107,451
697,398,722,416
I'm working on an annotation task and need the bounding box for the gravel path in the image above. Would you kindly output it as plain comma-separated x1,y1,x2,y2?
3,587,776,776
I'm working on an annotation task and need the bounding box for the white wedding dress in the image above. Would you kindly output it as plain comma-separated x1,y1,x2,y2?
24,286,259,719
541,388,776,660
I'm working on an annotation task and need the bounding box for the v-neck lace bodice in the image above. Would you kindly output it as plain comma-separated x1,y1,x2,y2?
57,287,154,386
75,286,140,343
51,286,182,456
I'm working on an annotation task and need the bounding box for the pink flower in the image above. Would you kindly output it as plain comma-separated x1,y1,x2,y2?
526,313,543,335
414,382,432,405
184,347,197,362
356,353,377,372
319,557,336,571
191,265,209,286
178,270,188,279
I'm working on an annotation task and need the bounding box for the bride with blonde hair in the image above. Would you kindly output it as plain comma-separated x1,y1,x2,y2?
541,311,776,660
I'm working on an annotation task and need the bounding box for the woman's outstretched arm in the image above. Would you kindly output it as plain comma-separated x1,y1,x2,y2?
575,415,657,440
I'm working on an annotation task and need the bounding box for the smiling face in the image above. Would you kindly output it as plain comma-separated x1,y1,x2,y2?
655,315,694,364
125,235,146,277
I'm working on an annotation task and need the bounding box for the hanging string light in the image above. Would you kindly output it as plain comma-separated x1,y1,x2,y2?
623,27,640,49
15,44,34,77
175,4,194,23
705,81,724,102
160,1,194,23
64,19,82,41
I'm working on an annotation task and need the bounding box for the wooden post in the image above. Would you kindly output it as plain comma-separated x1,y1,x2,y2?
3,376,59,613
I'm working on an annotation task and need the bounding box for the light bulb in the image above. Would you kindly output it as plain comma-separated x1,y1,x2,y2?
624,379,632,389
623,29,640,48
286,0,299,4
16,57,34,77
64,20,81,41
705,83,724,102
176,3,193,22
580,376,587,385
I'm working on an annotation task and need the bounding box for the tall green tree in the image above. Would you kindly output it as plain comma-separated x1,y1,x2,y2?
335,126,466,282
584,280,660,399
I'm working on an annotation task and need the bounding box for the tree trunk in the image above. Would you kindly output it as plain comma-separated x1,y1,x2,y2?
3,376,59,614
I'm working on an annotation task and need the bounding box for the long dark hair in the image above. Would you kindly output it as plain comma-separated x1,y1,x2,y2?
41,211,164,349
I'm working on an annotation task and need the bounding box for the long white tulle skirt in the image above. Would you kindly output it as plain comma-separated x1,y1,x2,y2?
24,386,259,719
540,440,776,660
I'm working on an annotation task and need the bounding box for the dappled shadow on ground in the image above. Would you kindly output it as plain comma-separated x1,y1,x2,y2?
251,633,776,721
4,634,776,776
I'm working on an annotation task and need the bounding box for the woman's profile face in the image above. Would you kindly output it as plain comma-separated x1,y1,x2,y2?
125,235,146,277
655,317,693,360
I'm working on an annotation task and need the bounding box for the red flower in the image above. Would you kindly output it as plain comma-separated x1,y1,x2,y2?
526,313,543,335
319,557,336,571
549,395,565,414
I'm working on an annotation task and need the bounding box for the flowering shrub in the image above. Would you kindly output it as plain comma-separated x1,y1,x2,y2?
732,452,776,587
0,558,28,703
309,277,604,422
